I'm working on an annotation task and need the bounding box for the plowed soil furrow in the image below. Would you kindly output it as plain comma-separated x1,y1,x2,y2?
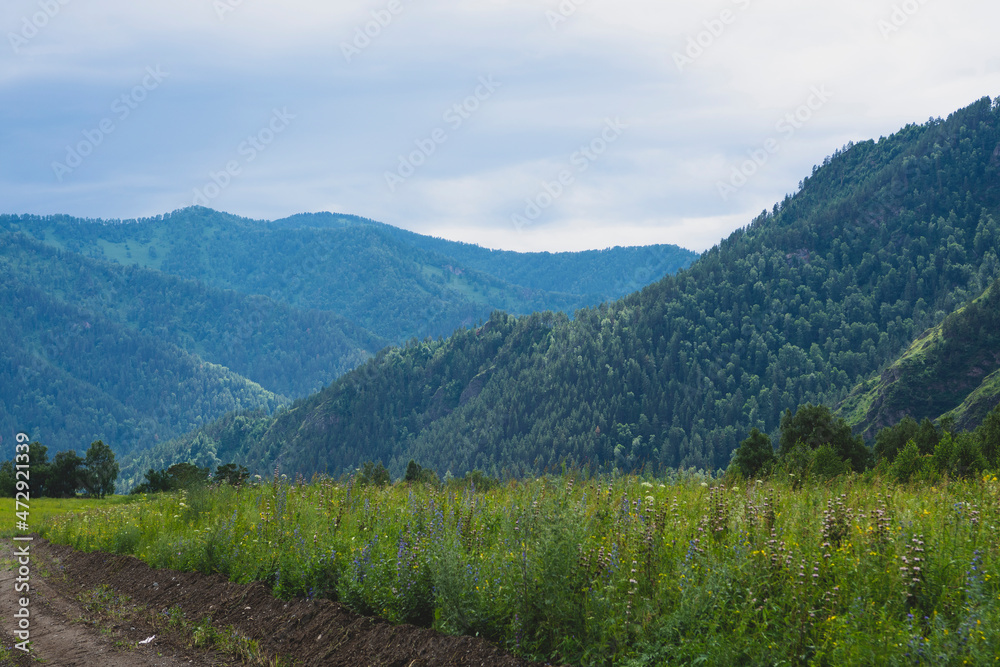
2,538,226,666
2,538,549,667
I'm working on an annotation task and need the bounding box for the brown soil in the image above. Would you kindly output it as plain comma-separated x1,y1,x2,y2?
1,537,224,666
2,538,552,667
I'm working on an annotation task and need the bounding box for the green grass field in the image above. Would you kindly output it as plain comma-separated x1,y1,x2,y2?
37,474,1000,665
1,495,144,539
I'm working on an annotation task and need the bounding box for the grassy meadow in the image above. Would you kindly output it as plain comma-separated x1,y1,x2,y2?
38,473,1000,666
1,494,143,538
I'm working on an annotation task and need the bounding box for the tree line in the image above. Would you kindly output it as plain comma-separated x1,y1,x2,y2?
0,439,252,498
731,401,1000,484
0,440,118,498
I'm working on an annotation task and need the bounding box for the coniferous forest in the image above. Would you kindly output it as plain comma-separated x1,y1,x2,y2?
132,97,1000,484
6,96,1000,667
0,208,694,472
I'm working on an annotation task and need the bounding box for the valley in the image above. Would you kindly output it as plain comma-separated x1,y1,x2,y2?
5,96,1000,667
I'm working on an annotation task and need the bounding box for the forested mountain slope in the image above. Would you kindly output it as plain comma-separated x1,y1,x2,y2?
0,231,383,397
840,275,1000,437
0,266,283,459
2,208,694,469
126,97,1000,482
0,229,383,458
3,209,697,343
271,211,698,301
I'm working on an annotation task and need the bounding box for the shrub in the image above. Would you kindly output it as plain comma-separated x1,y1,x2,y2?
951,432,988,479
812,444,849,479
732,428,776,479
780,441,813,488
403,460,440,486
874,416,919,462
976,404,1000,468
215,463,250,487
890,440,924,484
447,469,500,492
931,433,956,475
355,461,391,487
779,404,870,471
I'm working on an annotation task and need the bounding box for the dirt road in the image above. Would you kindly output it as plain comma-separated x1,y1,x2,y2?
1,538,545,667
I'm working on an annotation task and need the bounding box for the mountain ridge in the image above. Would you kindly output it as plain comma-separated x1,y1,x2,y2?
1,209,696,473
4,208,698,343
129,96,1000,481
270,211,697,301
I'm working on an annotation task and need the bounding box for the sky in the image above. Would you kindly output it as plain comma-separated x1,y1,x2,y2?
2,0,999,253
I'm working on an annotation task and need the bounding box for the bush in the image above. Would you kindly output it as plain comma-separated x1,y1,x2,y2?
446,469,500,492
812,444,849,480
167,462,211,489
976,404,1000,468
779,404,870,471
890,440,924,484
355,461,391,487
732,428,776,479
874,416,919,462
403,460,440,486
215,463,250,487
931,433,956,476
780,441,814,488
133,462,245,494
951,432,988,479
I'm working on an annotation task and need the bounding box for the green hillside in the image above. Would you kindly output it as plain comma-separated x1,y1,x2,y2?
839,276,1000,436
137,97,1000,481
4,209,697,343
0,228,387,460
2,209,695,478
0,230,384,397
0,268,283,460
271,211,698,301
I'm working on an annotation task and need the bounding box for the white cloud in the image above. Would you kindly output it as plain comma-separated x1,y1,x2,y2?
2,0,999,252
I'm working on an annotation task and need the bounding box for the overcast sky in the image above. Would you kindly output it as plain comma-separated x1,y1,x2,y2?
2,0,999,253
